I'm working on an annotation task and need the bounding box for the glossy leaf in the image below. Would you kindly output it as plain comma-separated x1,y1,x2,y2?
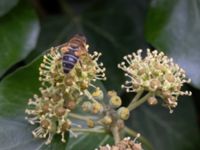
0,116,68,150
0,57,41,116
1,0,199,149
0,0,18,16
0,117,43,150
66,133,113,150
0,1,39,77
127,96,200,150
0,56,68,150
145,0,200,89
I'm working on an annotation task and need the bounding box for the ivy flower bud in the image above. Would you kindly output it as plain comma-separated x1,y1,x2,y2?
109,95,122,108
117,107,130,120
149,79,161,91
87,119,95,128
41,103,50,113
102,116,112,125
41,119,50,129
55,106,66,117
82,101,92,112
92,87,104,101
107,90,117,97
61,120,71,132
92,102,103,114
64,100,76,110
147,96,158,105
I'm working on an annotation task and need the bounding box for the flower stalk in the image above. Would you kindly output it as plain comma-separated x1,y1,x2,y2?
128,92,152,111
111,125,121,144
129,90,144,104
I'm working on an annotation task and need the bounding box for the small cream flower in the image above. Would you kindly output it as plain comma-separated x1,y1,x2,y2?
97,135,143,150
118,49,192,111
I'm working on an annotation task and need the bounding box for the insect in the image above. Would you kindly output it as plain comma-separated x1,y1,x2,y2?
59,34,88,74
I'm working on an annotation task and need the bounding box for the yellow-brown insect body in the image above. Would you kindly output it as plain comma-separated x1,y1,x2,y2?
61,35,87,74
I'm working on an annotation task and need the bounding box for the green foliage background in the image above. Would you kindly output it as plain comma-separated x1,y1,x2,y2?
0,0,199,149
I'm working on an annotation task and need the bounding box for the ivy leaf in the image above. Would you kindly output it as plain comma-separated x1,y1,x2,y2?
145,0,200,89
0,117,68,150
0,57,41,116
66,134,113,150
2,0,198,149
127,96,200,150
0,56,68,150
0,1,40,78
0,117,43,150
0,0,19,16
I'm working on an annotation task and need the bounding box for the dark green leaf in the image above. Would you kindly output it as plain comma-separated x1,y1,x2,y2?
145,0,200,89
127,96,200,150
0,117,43,150
2,0,198,149
0,57,41,116
0,56,68,150
0,0,18,16
66,133,113,150
40,134,68,150
0,117,68,150
0,1,40,77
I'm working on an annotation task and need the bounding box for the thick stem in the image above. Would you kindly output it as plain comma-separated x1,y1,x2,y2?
128,92,152,111
111,125,121,144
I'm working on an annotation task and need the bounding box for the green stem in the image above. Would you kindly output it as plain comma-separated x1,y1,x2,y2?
111,125,121,144
128,90,144,107
84,90,99,103
71,128,106,133
128,92,152,111
69,113,92,121
124,127,153,150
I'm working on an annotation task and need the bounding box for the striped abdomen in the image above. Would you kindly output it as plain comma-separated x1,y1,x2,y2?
62,47,79,73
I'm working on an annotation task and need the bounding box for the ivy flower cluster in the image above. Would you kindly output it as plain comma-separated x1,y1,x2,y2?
25,40,106,144
39,47,106,91
98,136,142,150
118,49,192,112
80,89,131,134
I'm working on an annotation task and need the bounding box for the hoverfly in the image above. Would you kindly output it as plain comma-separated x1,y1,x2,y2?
59,34,88,73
